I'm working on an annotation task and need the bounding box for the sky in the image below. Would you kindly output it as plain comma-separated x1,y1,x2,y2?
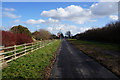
1,2,119,35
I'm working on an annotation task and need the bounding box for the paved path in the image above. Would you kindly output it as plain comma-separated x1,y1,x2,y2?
49,39,119,80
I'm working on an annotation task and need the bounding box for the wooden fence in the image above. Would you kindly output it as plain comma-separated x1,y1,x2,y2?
0,40,56,65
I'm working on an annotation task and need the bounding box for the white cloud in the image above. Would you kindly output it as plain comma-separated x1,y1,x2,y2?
89,20,97,22
109,15,118,20
25,18,59,24
47,24,77,35
13,19,20,23
90,2,118,17
0,25,12,31
83,5,88,7
4,8,15,11
41,3,118,24
48,18,59,23
36,25,40,27
47,24,94,35
3,12,22,18
12,25,17,27
99,0,120,2
0,26,6,30
79,26,92,33
26,19,45,24
41,5,92,24
47,24,79,35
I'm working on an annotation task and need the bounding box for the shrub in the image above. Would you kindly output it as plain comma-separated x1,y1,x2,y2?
2,31,33,47
10,25,32,37
2,31,16,47
15,33,33,45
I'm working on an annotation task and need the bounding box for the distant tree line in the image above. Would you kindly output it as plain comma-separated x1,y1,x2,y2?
73,21,120,43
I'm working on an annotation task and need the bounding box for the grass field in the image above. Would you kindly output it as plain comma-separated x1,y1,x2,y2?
68,39,120,51
67,39,120,78
2,40,61,79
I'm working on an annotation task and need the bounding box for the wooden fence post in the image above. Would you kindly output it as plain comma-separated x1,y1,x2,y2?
1,55,4,64
35,42,37,49
33,42,34,50
43,41,44,46
0,46,4,63
31,43,32,52
32,42,33,52
25,43,26,54
38,42,39,48
40,41,41,48
39,41,40,48
36,42,37,49
44,40,45,46
14,45,16,59
37,42,39,49
44,41,45,46
43,40,45,47
42,41,44,47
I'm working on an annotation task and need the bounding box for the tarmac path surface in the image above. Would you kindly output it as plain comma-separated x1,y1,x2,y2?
49,39,119,80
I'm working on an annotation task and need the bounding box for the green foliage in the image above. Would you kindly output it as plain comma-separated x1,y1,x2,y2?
68,39,120,51
2,40,61,78
10,25,32,37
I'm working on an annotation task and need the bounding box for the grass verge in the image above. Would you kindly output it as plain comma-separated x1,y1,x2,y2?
2,40,61,79
67,39,120,78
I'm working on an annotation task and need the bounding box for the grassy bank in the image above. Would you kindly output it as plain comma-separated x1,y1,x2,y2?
2,40,61,79
67,39,120,78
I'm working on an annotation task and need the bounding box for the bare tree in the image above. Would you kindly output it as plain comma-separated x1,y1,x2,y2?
32,29,51,40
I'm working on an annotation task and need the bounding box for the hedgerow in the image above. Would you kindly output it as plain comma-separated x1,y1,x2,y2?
73,21,120,43
2,31,33,47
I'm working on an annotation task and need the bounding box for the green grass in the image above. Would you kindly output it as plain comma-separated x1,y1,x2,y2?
68,39,120,51
2,40,61,78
